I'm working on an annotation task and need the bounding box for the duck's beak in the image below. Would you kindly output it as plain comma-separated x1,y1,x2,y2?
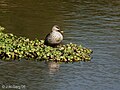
60,30,64,34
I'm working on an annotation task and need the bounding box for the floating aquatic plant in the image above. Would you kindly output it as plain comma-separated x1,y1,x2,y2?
0,26,93,62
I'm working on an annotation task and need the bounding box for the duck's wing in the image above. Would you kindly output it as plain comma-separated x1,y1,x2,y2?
44,33,51,45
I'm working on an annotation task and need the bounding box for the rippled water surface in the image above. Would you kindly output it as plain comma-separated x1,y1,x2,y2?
0,0,120,90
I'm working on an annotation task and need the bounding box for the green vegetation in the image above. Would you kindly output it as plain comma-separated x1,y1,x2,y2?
0,26,93,62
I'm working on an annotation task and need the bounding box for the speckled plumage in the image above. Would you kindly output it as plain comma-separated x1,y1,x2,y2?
44,25,63,46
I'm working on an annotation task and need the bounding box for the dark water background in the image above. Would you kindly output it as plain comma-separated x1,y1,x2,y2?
0,0,120,90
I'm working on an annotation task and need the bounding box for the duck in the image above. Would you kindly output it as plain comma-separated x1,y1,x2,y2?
44,25,63,46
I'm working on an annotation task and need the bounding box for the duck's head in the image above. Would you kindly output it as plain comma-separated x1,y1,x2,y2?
52,25,64,34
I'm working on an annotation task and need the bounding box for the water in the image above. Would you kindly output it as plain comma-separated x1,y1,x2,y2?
0,0,120,90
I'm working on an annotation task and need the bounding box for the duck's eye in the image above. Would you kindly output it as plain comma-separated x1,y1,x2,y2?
56,26,60,29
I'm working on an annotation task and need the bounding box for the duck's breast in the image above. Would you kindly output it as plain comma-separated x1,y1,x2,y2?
49,31,63,44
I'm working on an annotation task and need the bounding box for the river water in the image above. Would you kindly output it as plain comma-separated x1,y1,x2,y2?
0,0,120,90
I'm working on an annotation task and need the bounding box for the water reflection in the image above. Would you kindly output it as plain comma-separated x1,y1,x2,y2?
46,61,60,75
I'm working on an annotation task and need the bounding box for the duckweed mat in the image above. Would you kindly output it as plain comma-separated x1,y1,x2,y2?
0,26,93,62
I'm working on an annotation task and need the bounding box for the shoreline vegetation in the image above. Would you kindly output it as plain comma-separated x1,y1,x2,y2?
0,26,93,62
